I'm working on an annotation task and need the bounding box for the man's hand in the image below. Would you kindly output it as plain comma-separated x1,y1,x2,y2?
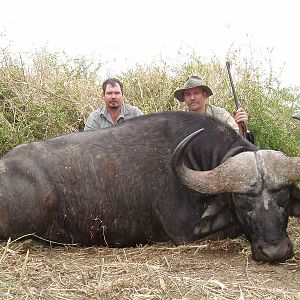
233,107,248,127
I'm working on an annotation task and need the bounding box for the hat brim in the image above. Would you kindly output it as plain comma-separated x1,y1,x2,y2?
174,85,213,102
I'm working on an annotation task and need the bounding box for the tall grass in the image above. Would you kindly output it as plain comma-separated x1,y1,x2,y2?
0,48,299,157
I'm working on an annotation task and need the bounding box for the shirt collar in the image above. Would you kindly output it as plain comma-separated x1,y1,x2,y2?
99,103,128,121
99,103,124,114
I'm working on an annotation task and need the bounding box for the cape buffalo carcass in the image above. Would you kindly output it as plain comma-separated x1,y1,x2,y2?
0,111,299,262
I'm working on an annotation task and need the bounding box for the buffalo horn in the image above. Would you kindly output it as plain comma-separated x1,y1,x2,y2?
171,130,300,194
256,150,300,184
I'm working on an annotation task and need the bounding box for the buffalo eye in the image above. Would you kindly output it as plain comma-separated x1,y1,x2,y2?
234,195,256,213
271,187,290,208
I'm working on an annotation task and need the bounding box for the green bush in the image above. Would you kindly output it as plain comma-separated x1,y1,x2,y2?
0,49,299,157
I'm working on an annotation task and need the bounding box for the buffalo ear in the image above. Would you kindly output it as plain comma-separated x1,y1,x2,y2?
290,185,300,217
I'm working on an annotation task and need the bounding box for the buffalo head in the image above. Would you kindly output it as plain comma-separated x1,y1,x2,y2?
171,128,300,262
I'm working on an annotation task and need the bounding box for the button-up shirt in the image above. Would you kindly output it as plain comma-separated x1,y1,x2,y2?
84,103,143,131
206,104,239,133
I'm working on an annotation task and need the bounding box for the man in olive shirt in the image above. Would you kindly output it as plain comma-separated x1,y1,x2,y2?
174,75,248,135
84,78,143,131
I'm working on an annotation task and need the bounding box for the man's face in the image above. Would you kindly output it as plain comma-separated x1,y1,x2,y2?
103,84,123,109
183,86,207,112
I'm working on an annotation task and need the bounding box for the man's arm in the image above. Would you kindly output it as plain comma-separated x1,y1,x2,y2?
84,111,100,131
134,107,144,116
225,114,240,133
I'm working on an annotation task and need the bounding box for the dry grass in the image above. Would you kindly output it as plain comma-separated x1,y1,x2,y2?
0,218,300,299
1,50,299,156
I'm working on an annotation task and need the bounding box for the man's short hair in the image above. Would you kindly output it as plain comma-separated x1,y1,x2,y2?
102,78,124,95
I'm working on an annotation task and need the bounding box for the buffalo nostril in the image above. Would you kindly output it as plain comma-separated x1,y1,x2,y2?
259,240,293,262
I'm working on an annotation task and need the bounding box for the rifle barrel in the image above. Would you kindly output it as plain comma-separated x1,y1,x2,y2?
226,62,255,144
226,61,240,110
226,61,247,135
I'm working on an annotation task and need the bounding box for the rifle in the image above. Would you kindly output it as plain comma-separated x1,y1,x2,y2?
226,61,255,144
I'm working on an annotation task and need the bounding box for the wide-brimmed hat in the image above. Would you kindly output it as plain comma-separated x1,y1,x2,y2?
174,75,213,102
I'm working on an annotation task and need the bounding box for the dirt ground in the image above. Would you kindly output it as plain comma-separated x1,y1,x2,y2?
1,219,300,299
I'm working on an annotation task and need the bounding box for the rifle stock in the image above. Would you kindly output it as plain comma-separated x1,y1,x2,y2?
226,61,254,144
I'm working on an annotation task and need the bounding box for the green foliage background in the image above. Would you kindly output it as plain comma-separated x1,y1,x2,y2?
0,49,299,157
